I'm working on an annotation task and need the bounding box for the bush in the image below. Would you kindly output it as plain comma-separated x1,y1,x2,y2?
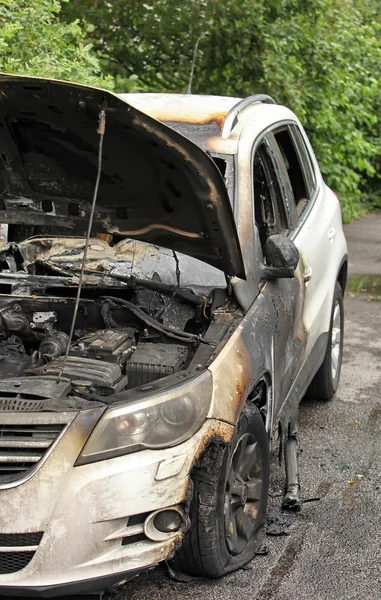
62,0,381,221
0,0,114,89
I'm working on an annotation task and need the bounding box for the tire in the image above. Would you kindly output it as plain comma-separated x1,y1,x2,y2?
171,403,269,577
307,281,344,401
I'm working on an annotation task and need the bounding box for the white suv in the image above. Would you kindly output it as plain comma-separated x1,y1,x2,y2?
0,74,347,595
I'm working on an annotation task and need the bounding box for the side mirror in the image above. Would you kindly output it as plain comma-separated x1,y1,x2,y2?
260,234,299,280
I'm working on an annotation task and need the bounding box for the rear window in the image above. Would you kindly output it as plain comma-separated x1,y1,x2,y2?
274,126,317,218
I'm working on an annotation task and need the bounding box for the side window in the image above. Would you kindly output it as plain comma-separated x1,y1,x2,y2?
253,142,288,253
273,126,315,218
290,125,317,194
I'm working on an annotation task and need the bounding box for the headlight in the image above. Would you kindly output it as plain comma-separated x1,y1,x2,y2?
76,370,212,465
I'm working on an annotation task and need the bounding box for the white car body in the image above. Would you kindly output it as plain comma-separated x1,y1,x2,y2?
0,77,347,595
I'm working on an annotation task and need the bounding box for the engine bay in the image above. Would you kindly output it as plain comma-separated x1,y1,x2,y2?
0,291,201,402
0,247,235,410
0,235,234,410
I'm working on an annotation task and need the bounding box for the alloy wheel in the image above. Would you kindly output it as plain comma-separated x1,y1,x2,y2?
224,432,263,555
331,300,342,380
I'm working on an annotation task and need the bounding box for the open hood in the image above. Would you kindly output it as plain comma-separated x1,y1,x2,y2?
0,74,245,278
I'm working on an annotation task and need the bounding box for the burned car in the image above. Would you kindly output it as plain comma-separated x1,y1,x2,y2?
0,75,347,595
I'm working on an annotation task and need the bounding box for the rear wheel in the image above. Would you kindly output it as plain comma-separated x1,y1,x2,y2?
172,402,269,577
307,281,344,400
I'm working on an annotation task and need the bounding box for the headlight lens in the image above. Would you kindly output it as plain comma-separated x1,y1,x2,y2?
76,371,212,464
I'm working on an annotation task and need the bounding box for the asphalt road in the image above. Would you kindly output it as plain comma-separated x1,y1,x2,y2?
108,213,381,600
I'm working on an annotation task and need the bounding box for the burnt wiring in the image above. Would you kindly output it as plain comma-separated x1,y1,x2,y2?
100,296,213,345
79,268,206,310
100,301,119,329
173,249,181,286
202,295,208,319
154,250,181,320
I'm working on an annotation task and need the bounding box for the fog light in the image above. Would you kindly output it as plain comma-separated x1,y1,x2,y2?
154,510,182,533
144,506,184,542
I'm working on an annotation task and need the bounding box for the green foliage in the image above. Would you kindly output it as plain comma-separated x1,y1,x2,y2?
259,0,381,221
3,0,379,220
63,0,210,92
0,0,114,89
62,0,380,221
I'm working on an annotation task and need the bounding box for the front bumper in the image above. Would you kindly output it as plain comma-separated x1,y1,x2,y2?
0,416,234,596
0,569,145,598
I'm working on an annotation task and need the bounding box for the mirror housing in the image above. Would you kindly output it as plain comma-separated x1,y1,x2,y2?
260,234,299,280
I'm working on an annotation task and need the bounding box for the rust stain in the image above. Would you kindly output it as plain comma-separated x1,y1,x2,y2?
172,421,234,527
109,223,203,239
94,233,112,243
212,336,230,355
146,110,227,130
208,324,255,425
189,424,234,492
231,343,253,415
235,376,246,412
183,423,233,487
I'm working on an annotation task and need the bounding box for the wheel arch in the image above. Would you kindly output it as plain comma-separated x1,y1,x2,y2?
245,373,273,434
337,255,348,294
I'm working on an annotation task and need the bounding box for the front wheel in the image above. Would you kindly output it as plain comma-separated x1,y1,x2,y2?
171,403,269,577
307,281,344,400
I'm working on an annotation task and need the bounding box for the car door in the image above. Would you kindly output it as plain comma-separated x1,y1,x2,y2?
252,135,307,418
270,123,335,365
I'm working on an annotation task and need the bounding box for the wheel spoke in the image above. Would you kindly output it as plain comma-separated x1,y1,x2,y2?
239,441,258,478
225,431,265,556
230,495,243,511
236,507,254,543
331,327,340,347
333,303,340,326
225,511,239,554
232,436,248,474
330,299,342,380
246,478,262,501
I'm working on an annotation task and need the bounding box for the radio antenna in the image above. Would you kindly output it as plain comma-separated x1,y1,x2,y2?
185,38,200,94
57,99,107,383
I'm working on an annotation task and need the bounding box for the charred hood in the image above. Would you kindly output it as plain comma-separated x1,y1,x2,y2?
0,74,245,278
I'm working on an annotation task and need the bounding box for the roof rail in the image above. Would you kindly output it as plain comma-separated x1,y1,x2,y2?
222,94,276,138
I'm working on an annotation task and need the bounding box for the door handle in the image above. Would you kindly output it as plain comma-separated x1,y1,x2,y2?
303,266,313,283
328,227,336,240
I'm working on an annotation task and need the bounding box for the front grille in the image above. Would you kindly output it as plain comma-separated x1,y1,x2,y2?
0,531,44,574
121,512,150,546
121,533,146,545
0,551,35,574
0,397,45,412
127,512,150,527
0,531,44,547
0,423,65,484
